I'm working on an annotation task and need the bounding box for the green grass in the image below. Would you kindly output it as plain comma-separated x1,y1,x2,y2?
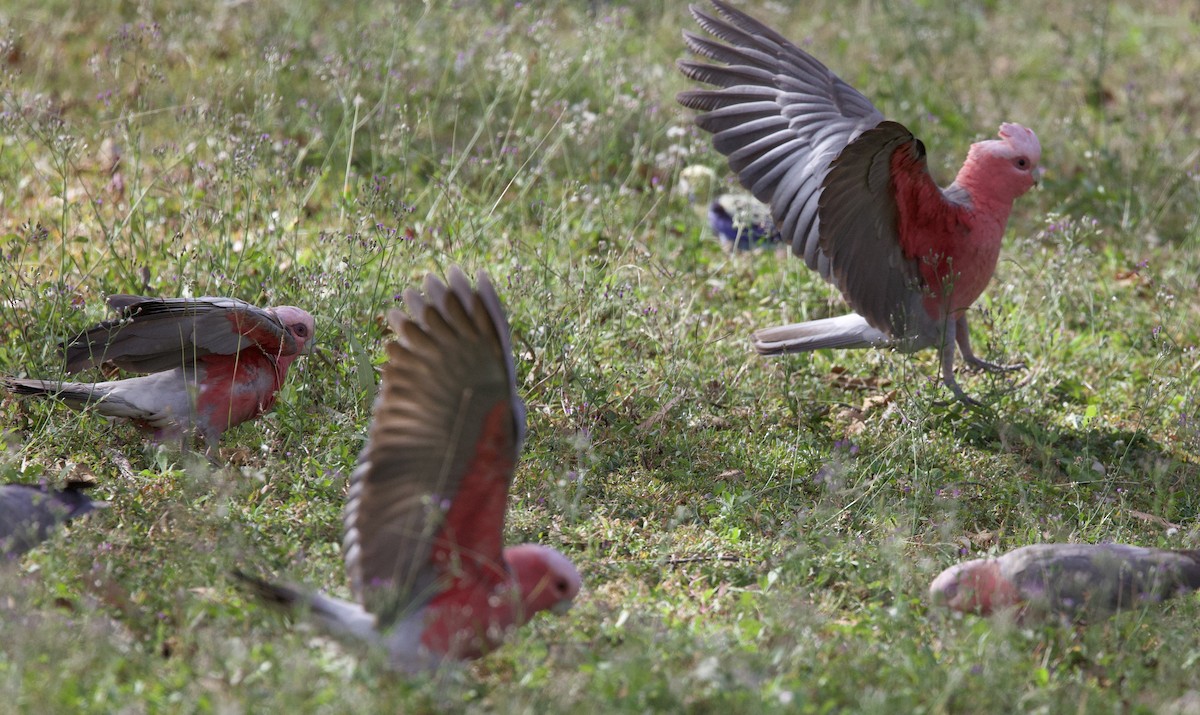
1,0,1199,711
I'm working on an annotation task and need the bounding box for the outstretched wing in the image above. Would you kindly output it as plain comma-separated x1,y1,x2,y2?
342,267,525,626
818,121,970,338
63,295,297,374
676,0,883,274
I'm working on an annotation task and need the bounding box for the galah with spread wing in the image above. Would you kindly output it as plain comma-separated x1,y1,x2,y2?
677,1,1042,403
4,295,315,448
235,267,581,672
929,543,1200,622
0,481,107,559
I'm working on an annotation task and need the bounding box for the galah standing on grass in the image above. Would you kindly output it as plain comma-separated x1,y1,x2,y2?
235,267,581,672
0,481,107,559
677,1,1042,403
3,295,315,449
929,543,1200,622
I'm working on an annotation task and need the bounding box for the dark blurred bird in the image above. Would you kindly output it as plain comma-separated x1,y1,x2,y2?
0,482,107,559
4,295,315,449
677,1,1041,403
929,543,1200,621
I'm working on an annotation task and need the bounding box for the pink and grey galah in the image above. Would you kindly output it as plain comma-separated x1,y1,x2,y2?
677,1,1042,403
235,267,581,672
929,543,1200,622
3,295,315,448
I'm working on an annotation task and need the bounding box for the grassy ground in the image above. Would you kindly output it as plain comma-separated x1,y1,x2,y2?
1,0,1198,711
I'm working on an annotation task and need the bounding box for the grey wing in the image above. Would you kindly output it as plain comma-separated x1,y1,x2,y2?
342,267,524,624
1006,544,1200,617
64,296,293,373
676,0,884,273
817,122,936,340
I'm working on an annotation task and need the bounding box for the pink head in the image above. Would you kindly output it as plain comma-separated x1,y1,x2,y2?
272,306,316,357
929,558,1021,615
504,543,582,620
960,123,1042,201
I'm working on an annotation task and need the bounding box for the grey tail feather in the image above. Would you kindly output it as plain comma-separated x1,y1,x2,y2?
4,378,104,404
231,568,307,611
753,315,891,355
58,481,109,518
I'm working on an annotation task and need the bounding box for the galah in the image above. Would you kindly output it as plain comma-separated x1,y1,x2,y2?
709,193,781,250
677,1,1042,403
4,295,315,448
0,481,107,559
929,543,1200,621
236,267,581,672
678,165,782,251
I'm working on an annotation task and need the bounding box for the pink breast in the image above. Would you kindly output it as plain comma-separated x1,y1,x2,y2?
196,352,283,433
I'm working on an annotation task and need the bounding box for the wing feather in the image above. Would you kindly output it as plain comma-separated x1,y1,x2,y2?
819,121,969,339
677,0,884,271
343,268,524,625
63,296,295,373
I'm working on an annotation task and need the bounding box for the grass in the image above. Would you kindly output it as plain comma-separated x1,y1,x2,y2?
1,0,1199,711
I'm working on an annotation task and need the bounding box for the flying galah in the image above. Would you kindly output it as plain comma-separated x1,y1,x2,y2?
0,481,107,559
677,1,1042,403
236,267,581,672
678,165,782,251
4,295,315,448
929,543,1200,621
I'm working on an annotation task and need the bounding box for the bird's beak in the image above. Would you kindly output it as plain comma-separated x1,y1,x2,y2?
550,598,575,615
1033,167,1045,187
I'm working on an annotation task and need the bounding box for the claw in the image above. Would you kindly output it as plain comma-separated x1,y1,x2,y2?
964,356,1026,373
940,373,985,408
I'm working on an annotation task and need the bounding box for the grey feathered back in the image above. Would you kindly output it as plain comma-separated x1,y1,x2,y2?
63,295,294,374
1004,543,1200,618
0,482,106,559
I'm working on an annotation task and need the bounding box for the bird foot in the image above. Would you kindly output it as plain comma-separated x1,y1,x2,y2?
933,377,986,409
963,356,1025,373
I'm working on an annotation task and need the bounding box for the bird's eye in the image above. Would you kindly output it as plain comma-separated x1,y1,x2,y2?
555,578,569,593
1014,157,1030,170
293,323,308,338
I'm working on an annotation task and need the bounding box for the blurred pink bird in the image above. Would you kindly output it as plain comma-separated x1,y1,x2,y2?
930,543,1200,621
677,1,1042,404
236,268,581,672
4,295,314,449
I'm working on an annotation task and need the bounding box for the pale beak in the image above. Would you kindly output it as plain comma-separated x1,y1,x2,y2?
550,599,575,615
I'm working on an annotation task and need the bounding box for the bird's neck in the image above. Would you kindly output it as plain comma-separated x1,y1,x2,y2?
952,151,1021,218
955,180,1009,220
